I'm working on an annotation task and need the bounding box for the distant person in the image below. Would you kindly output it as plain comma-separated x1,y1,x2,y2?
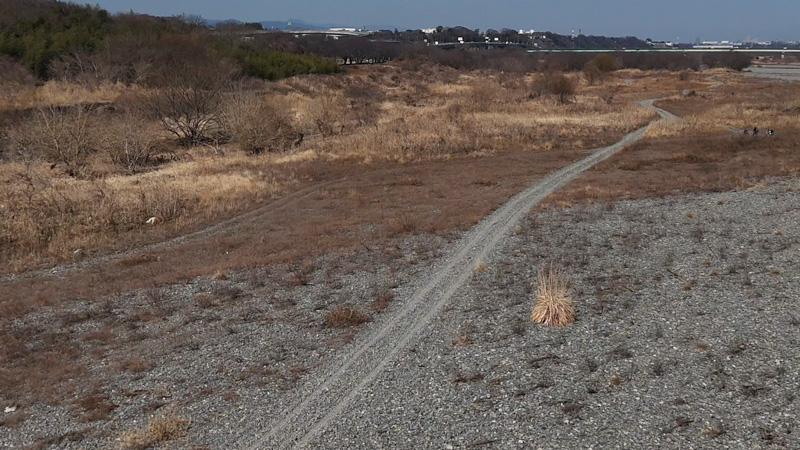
743,129,749,135
753,127,759,136
767,129,774,136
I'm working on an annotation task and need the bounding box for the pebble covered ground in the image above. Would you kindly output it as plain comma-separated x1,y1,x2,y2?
3,179,799,449
309,178,800,449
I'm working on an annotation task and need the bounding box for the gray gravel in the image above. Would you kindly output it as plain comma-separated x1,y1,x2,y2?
745,65,800,82
230,106,667,450
310,179,800,449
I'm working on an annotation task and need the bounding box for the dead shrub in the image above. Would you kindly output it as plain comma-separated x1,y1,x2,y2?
304,91,346,137
226,93,299,154
324,306,370,328
531,265,574,326
592,54,621,72
370,287,394,312
618,160,644,171
106,114,159,174
0,55,36,91
343,82,385,126
7,105,97,177
583,62,603,86
141,53,238,146
138,185,187,223
119,411,190,449
541,72,576,104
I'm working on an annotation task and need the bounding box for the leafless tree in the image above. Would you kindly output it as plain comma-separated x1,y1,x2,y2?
142,47,239,146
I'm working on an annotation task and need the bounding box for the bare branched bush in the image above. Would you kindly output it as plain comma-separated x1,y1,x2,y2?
142,53,238,146
343,82,385,127
0,55,36,95
583,62,603,86
592,54,621,72
6,106,97,177
106,114,159,174
138,185,187,223
304,92,346,137
226,93,299,154
531,265,574,326
542,72,577,104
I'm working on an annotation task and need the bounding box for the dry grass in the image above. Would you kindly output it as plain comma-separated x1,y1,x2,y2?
531,265,574,326
323,306,371,328
0,80,125,112
1,65,655,273
542,72,800,209
119,411,190,449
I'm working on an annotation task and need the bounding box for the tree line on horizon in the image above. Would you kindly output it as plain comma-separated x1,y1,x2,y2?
0,0,751,86
0,0,340,83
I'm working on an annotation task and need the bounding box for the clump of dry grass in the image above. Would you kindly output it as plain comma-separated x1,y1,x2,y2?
324,306,370,328
531,265,574,326
119,411,190,449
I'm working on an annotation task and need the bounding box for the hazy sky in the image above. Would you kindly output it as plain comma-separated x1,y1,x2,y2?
93,0,797,42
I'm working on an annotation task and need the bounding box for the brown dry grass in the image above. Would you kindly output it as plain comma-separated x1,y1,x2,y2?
543,72,800,208
0,66,653,274
531,265,574,326
324,306,371,328
0,80,125,112
118,411,190,449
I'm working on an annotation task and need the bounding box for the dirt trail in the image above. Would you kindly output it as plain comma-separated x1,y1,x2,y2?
235,100,676,449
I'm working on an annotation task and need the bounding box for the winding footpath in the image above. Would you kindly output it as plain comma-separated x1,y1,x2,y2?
235,100,678,449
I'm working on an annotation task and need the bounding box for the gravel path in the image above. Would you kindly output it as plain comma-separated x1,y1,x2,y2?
236,101,676,449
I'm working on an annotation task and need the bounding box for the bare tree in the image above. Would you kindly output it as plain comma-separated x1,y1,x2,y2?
143,50,238,146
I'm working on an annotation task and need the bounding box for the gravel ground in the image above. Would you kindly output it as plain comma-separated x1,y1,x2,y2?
308,178,800,449
3,178,799,449
746,65,800,82
0,231,454,449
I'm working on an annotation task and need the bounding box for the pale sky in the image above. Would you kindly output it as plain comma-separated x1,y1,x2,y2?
93,0,798,42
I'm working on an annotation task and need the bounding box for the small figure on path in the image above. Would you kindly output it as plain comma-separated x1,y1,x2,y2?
743,129,749,135
767,129,774,136
753,127,759,136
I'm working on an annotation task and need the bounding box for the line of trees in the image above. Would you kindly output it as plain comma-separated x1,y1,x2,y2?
0,0,340,83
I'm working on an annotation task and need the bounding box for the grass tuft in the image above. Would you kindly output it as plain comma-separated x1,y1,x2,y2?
323,306,370,328
530,265,574,326
119,412,190,449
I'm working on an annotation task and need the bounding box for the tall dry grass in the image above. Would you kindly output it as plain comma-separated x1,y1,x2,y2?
0,154,294,270
0,80,125,112
0,66,661,271
649,78,800,138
